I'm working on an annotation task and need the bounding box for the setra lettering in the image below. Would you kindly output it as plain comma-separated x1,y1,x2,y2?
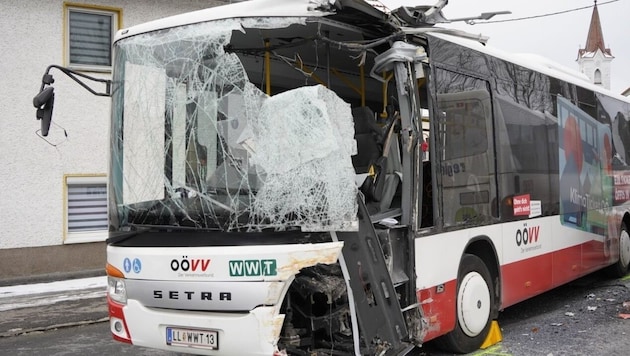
153,290,232,301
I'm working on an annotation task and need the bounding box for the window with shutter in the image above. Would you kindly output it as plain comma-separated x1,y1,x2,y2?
65,175,108,243
65,5,120,70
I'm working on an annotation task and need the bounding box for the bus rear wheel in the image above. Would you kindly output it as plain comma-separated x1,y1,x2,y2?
436,253,494,354
608,222,630,277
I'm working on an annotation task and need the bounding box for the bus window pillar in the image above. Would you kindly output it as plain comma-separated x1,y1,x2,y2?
371,41,427,228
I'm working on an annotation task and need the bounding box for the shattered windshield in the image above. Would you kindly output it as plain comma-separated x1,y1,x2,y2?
109,19,358,232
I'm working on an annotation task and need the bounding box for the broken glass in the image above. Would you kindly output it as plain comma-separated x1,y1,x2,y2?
109,18,358,233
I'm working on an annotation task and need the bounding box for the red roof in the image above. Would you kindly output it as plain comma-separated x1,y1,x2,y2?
577,2,612,58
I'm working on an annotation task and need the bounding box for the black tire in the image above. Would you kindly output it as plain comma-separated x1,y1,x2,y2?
435,254,494,354
607,223,630,278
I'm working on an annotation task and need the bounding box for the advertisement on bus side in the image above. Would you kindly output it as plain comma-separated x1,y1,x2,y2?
558,96,612,235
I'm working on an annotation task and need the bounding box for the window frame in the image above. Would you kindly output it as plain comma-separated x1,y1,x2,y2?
64,174,108,244
64,2,122,72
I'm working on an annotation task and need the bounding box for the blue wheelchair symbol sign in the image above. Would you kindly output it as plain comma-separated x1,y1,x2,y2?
123,258,132,273
132,258,142,273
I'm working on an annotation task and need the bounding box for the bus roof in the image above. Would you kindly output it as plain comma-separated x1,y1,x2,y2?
113,0,630,103
115,0,351,42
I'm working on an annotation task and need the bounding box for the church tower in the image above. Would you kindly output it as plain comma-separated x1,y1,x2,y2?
577,0,614,89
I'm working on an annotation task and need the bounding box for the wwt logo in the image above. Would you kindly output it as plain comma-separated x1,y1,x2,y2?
229,259,277,277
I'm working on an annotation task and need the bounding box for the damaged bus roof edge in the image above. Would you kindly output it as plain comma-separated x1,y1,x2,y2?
113,0,372,42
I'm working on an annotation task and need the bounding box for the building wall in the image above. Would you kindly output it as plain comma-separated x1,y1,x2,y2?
0,0,225,278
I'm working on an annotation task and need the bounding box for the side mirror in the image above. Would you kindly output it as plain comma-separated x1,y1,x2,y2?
33,87,55,136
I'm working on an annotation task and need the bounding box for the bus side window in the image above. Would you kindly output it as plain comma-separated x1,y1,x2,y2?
431,65,497,228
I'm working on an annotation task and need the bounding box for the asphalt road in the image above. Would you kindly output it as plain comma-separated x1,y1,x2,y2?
1,271,629,355
485,270,630,356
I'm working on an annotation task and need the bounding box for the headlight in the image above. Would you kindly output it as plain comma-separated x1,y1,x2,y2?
108,277,127,304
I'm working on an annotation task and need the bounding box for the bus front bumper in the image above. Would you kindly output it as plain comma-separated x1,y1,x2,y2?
109,297,285,356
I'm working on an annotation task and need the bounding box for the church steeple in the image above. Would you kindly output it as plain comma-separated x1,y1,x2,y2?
577,0,614,89
578,1,612,57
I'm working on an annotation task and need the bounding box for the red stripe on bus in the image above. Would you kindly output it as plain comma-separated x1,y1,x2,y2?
417,239,614,341
417,279,457,342
501,240,610,308
108,296,133,344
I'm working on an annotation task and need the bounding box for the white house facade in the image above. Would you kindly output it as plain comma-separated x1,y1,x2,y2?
0,0,225,280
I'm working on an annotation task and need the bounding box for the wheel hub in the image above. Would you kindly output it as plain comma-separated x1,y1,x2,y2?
457,271,491,337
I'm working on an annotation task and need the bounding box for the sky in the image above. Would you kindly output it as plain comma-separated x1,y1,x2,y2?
376,0,630,94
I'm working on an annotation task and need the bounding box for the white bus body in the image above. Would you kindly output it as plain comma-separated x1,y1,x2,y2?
32,0,630,355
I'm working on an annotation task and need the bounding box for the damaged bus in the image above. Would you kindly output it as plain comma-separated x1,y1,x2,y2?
32,0,630,355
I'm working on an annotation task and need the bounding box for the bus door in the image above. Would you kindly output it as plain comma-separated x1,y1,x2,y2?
431,70,496,229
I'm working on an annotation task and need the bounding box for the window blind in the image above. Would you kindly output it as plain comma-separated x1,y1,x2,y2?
67,183,108,232
69,10,112,66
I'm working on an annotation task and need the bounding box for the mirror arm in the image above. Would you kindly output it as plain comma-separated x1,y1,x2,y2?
39,65,112,97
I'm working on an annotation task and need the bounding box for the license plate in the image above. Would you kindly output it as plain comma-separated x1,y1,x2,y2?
166,327,218,350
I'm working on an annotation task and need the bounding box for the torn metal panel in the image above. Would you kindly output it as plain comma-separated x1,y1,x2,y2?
275,240,345,279
250,306,287,351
